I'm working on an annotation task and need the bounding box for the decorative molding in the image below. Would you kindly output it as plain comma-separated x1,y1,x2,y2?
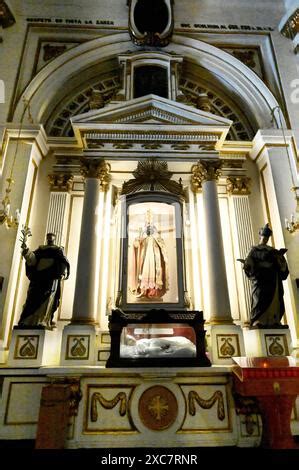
80,159,111,191
191,160,222,192
114,107,194,124
47,75,120,137
221,47,264,81
138,386,178,431
190,165,203,193
89,89,105,110
219,337,236,357
47,73,252,140
226,176,251,195
65,335,90,360
265,334,289,356
179,78,253,141
141,143,162,149
91,392,127,421
14,335,39,360
121,159,184,196
188,390,225,421
48,173,74,192
113,142,133,149
281,8,299,40
85,131,219,146
216,334,241,358
234,393,260,437
43,44,67,61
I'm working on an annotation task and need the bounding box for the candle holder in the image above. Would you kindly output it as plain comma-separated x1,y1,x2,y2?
0,98,32,230
285,213,299,233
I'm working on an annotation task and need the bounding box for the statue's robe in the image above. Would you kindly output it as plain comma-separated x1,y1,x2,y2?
130,230,169,299
243,244,289,326
18,245,70,328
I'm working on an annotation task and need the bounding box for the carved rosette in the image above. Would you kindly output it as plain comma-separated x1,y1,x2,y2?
80,159,111,192
48,173,74,192
226,176,251,195
191,160,222,193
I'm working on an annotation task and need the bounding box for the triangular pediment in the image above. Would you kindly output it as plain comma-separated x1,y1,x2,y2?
71,94,232,127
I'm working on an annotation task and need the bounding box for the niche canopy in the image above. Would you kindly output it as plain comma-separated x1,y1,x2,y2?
128,0,174,46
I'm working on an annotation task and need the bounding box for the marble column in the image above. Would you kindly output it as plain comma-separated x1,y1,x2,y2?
191,160,232,324
71,159,111,325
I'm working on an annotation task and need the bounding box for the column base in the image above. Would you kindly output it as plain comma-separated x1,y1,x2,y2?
243,327,292,357
7,327,62,367
70,317,98,326
208,324,245,365
60,324,97,365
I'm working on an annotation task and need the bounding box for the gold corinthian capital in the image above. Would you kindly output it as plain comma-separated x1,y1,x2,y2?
226,176,251,195
48,173,74,192
80,159,111,192
191,160,222,193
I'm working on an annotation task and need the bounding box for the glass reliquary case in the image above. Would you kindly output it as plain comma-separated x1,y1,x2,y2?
106,191,210,367
106,309,211,367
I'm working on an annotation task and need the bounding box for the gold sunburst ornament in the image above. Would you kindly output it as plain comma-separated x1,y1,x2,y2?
121,159,184,196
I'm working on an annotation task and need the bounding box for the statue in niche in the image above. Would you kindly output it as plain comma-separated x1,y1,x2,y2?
239,223,289,328
18,227,70,329
129,209,169,299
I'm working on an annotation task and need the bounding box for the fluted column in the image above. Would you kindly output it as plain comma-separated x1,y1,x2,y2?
71,159,111,324
47,174,73,247
191,160,232,324
226,177,253,325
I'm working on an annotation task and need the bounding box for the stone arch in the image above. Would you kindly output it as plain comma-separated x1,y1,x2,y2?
13,32,284,131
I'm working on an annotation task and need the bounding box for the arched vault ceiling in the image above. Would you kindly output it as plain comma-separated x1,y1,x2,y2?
46,57,255,141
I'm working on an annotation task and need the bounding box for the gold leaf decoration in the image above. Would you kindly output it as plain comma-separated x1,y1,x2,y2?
188,390,225,421
91,392,127,422
121,159,184,196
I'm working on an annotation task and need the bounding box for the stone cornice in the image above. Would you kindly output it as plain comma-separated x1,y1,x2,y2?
83,128,220,151
4,125,49,158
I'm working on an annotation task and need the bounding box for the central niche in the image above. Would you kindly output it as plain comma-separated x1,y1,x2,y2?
127,201,178,303
134,65,168,98
120,192,185,311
